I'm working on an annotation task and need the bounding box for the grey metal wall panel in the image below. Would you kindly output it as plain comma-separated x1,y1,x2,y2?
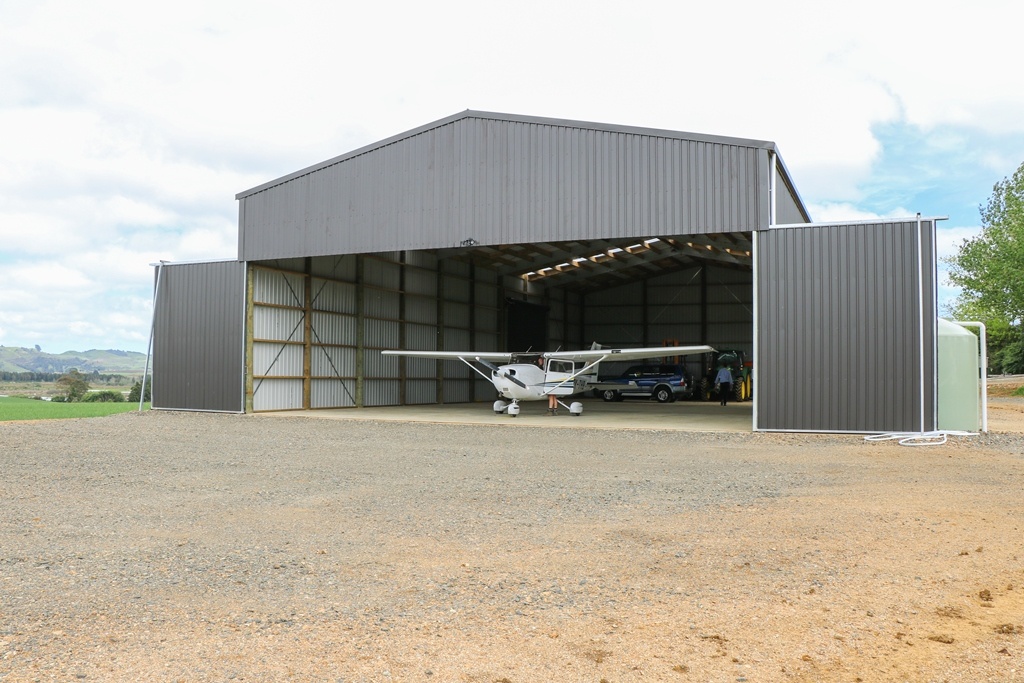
756,220,937,432
238,112,778,261
152,260,245,412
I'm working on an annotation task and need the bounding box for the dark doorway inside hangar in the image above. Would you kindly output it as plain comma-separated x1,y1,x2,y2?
505,298,549,352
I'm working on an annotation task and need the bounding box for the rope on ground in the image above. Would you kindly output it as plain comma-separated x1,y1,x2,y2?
864,431,979,447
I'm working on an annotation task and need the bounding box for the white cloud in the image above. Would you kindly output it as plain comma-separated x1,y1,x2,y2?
0,0,1020,352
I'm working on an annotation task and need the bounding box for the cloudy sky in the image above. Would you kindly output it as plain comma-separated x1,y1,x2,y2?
2,0,1023,354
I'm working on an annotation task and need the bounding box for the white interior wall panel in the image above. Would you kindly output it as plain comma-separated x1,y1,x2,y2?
364,258,401,289
405,356,438,378
405,250,438,270
253,343,303,376
311,379,355,408
254,270,304,307
252,307,303,341
444,301,471,328
405,294,438,324
365,350,400,376
406,380,439,404
364,319,400,348
443,379,473,403
444,275,471,301
363,380,401,407
406,269,438,296
312,346,355,376
443,329,472,353
404,323,438,351
311,254,357,281
253,379,303,411
313,279,356,313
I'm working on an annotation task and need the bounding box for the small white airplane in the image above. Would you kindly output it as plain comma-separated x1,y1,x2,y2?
381,344,714,416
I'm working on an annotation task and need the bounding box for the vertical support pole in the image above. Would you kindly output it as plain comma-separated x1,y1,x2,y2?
244,266,255,413
399,252,407,405
915,214,926,433
699,266,708,344
436,260,445,404
355,255,365,408
140,261,165,411
303,257,312,410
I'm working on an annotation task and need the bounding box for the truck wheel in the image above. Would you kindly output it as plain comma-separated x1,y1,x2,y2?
699,378,712,401
653,385,674,403
602,389,620,402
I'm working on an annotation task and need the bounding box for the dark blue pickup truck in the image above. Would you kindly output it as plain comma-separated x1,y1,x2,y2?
594,364,694,403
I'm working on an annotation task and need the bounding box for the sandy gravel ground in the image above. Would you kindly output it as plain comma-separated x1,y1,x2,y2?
2,399,1023,682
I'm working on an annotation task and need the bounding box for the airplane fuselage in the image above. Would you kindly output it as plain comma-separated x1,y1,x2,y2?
491,363,585,401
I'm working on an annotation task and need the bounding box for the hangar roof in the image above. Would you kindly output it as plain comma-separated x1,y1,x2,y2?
237,110,809,291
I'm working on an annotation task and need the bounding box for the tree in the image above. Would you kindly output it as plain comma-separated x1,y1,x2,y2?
945,161,1024,328
55,368,90,402
128,378,151,403
945,161,1024,372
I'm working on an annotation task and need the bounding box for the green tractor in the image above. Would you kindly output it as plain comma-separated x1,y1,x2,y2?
696,349,752,402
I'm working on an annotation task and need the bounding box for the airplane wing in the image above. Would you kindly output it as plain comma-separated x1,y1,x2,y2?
381,350,515,362
544,345,715,362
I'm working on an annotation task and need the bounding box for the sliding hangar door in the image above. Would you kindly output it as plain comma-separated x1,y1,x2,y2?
152,111,940,433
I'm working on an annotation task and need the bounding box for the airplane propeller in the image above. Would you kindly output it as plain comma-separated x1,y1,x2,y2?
477,358,527,389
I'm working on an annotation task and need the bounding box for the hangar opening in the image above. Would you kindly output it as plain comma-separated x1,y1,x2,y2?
152,110,944,433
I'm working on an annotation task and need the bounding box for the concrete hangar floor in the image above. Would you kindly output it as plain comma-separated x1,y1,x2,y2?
258,396,753,432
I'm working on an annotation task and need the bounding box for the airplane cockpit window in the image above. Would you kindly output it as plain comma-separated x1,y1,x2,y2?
547,360,574,374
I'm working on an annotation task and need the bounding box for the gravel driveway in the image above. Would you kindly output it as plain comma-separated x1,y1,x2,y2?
2,409,1023,682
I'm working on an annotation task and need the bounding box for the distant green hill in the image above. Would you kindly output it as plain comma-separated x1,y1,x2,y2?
0,346,149,375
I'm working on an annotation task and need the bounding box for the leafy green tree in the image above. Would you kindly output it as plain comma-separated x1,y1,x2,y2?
82,390,125,403
55,368,90,402
946,161,1024,370
128,378,151,403
946,161,1024,328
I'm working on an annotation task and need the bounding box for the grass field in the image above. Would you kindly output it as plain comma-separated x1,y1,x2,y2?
0,396,149,422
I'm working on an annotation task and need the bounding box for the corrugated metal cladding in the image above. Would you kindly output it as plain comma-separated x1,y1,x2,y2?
250,263,361,412
756,219,937,432
248,252,503,410
152,260,246,412
582,264,753,378
236,111,794,261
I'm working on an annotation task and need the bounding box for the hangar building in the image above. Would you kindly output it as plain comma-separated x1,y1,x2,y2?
151,110,941,433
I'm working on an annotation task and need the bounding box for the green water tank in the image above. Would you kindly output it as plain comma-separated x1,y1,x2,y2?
937,318,980,432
